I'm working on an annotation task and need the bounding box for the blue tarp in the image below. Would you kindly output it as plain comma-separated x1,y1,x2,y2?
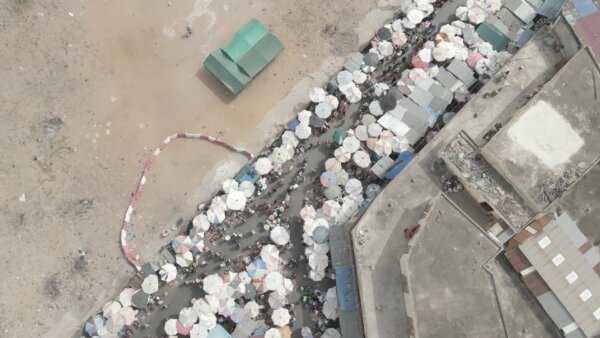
384,152,416,180
516,29,535,48
234,164,259,183
572,0,598,17
287,118,300,130
208,324,232,338
335,265,358,311
537,0,567,18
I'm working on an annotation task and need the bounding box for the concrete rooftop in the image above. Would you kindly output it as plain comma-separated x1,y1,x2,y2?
352,27,567,338
481,48,600,212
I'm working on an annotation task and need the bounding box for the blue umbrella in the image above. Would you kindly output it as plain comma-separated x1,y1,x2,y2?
320,171,337,188
84,315,105,336
246,258,267,278
366,184,382,198
313,226,330,244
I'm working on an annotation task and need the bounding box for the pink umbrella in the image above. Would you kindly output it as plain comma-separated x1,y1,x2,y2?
466,51,484,69
411,55,428,69
409,68,428,82
177,320,192,335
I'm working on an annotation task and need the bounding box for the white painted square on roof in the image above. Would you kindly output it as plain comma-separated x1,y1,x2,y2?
566,271,579,284
538,236,551,249
594,308,600,320
552,254,565,266
580,289,592,302
507,100,584,168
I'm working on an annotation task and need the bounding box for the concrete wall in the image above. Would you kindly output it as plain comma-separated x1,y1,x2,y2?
552,16,583,59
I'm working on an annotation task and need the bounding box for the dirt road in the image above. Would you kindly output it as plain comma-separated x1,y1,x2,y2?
0,0,401,336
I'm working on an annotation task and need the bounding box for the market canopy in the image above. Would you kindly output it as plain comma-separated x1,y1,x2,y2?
204,19,284,94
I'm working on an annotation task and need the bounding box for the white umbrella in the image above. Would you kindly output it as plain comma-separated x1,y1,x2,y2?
309,87,326,103
118,288,135,308
268,291,288,309
309,269,326,281
230,307,248,323
207,207,225,224
106,314,125,334
103,301,122,319
179,307,199,327
315,102,332,119
454,47,469,61
352,70,367,84
392,136,411,153
190,324,208,338
295,123,312,140
260,245,280,269
377,40,394,57
401,17,416,30
323,300,338,320
342,136,360,153
265,328,282,338
344,84,362,103
407,9,424,24
118,306,137,326
373,139,393,156
270,144,294,164
202,274,224,295
297,110,312,124
222,179,238,194
265,271,284,291
141,274,159,294
455,6,468,20
210,196,227,211
226,190,246,211
368,100,384,116
300,205,316,220
254,157,273,175
323,328,342,338
324,158,342,173
281,130,299,148
354,125,368,141
362,114,376,127
270,226,290,246
334,146,352,163
323,200,342,217
204,295,220,314
308,253,329,271
417,48,432,63
336,70,353,86
475,58,489,74
336,169,349,186
432,46,449,62
238,181,255,198
352,150,371,168
439,24,457,37
160,263,177,282
303,219,316,236
477,41,494,56
368,123,383,137
392,19,403,32
218,297,236,317
244,301,260,318
345,178,363,196
198,312,217,330
373,83,389,97
164,318,178,336
192,214,210,231
271,308,291,327
468,7,486,24
176,251,194,267
325,95,339,110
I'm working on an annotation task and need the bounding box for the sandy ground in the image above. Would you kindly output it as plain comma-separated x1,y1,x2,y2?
0,0,402,336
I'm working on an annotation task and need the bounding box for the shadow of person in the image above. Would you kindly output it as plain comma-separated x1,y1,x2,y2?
196,66,236,105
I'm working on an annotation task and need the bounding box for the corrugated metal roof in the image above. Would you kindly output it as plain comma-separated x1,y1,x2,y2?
556,213,588,248
371,156,395,179
408,85,434,109
537,0,568,18
520,213,600,336
565,328,587,338
436,67,463,92
504,0,537,23
446,59,476,87
537,291,576,328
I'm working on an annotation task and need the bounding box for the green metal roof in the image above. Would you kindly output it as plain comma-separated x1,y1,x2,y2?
204,18,283,94
222,19,268,62
476,22,511,51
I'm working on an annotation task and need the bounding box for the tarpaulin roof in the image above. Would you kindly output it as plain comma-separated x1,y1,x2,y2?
204,19,283,94
335,265,358,311
384,152,416,179
476,22,511,51
537,0,567,18
208,324,233,338
234,164,259,183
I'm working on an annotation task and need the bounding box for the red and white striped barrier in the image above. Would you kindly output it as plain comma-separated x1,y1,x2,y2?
120,133,254,270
